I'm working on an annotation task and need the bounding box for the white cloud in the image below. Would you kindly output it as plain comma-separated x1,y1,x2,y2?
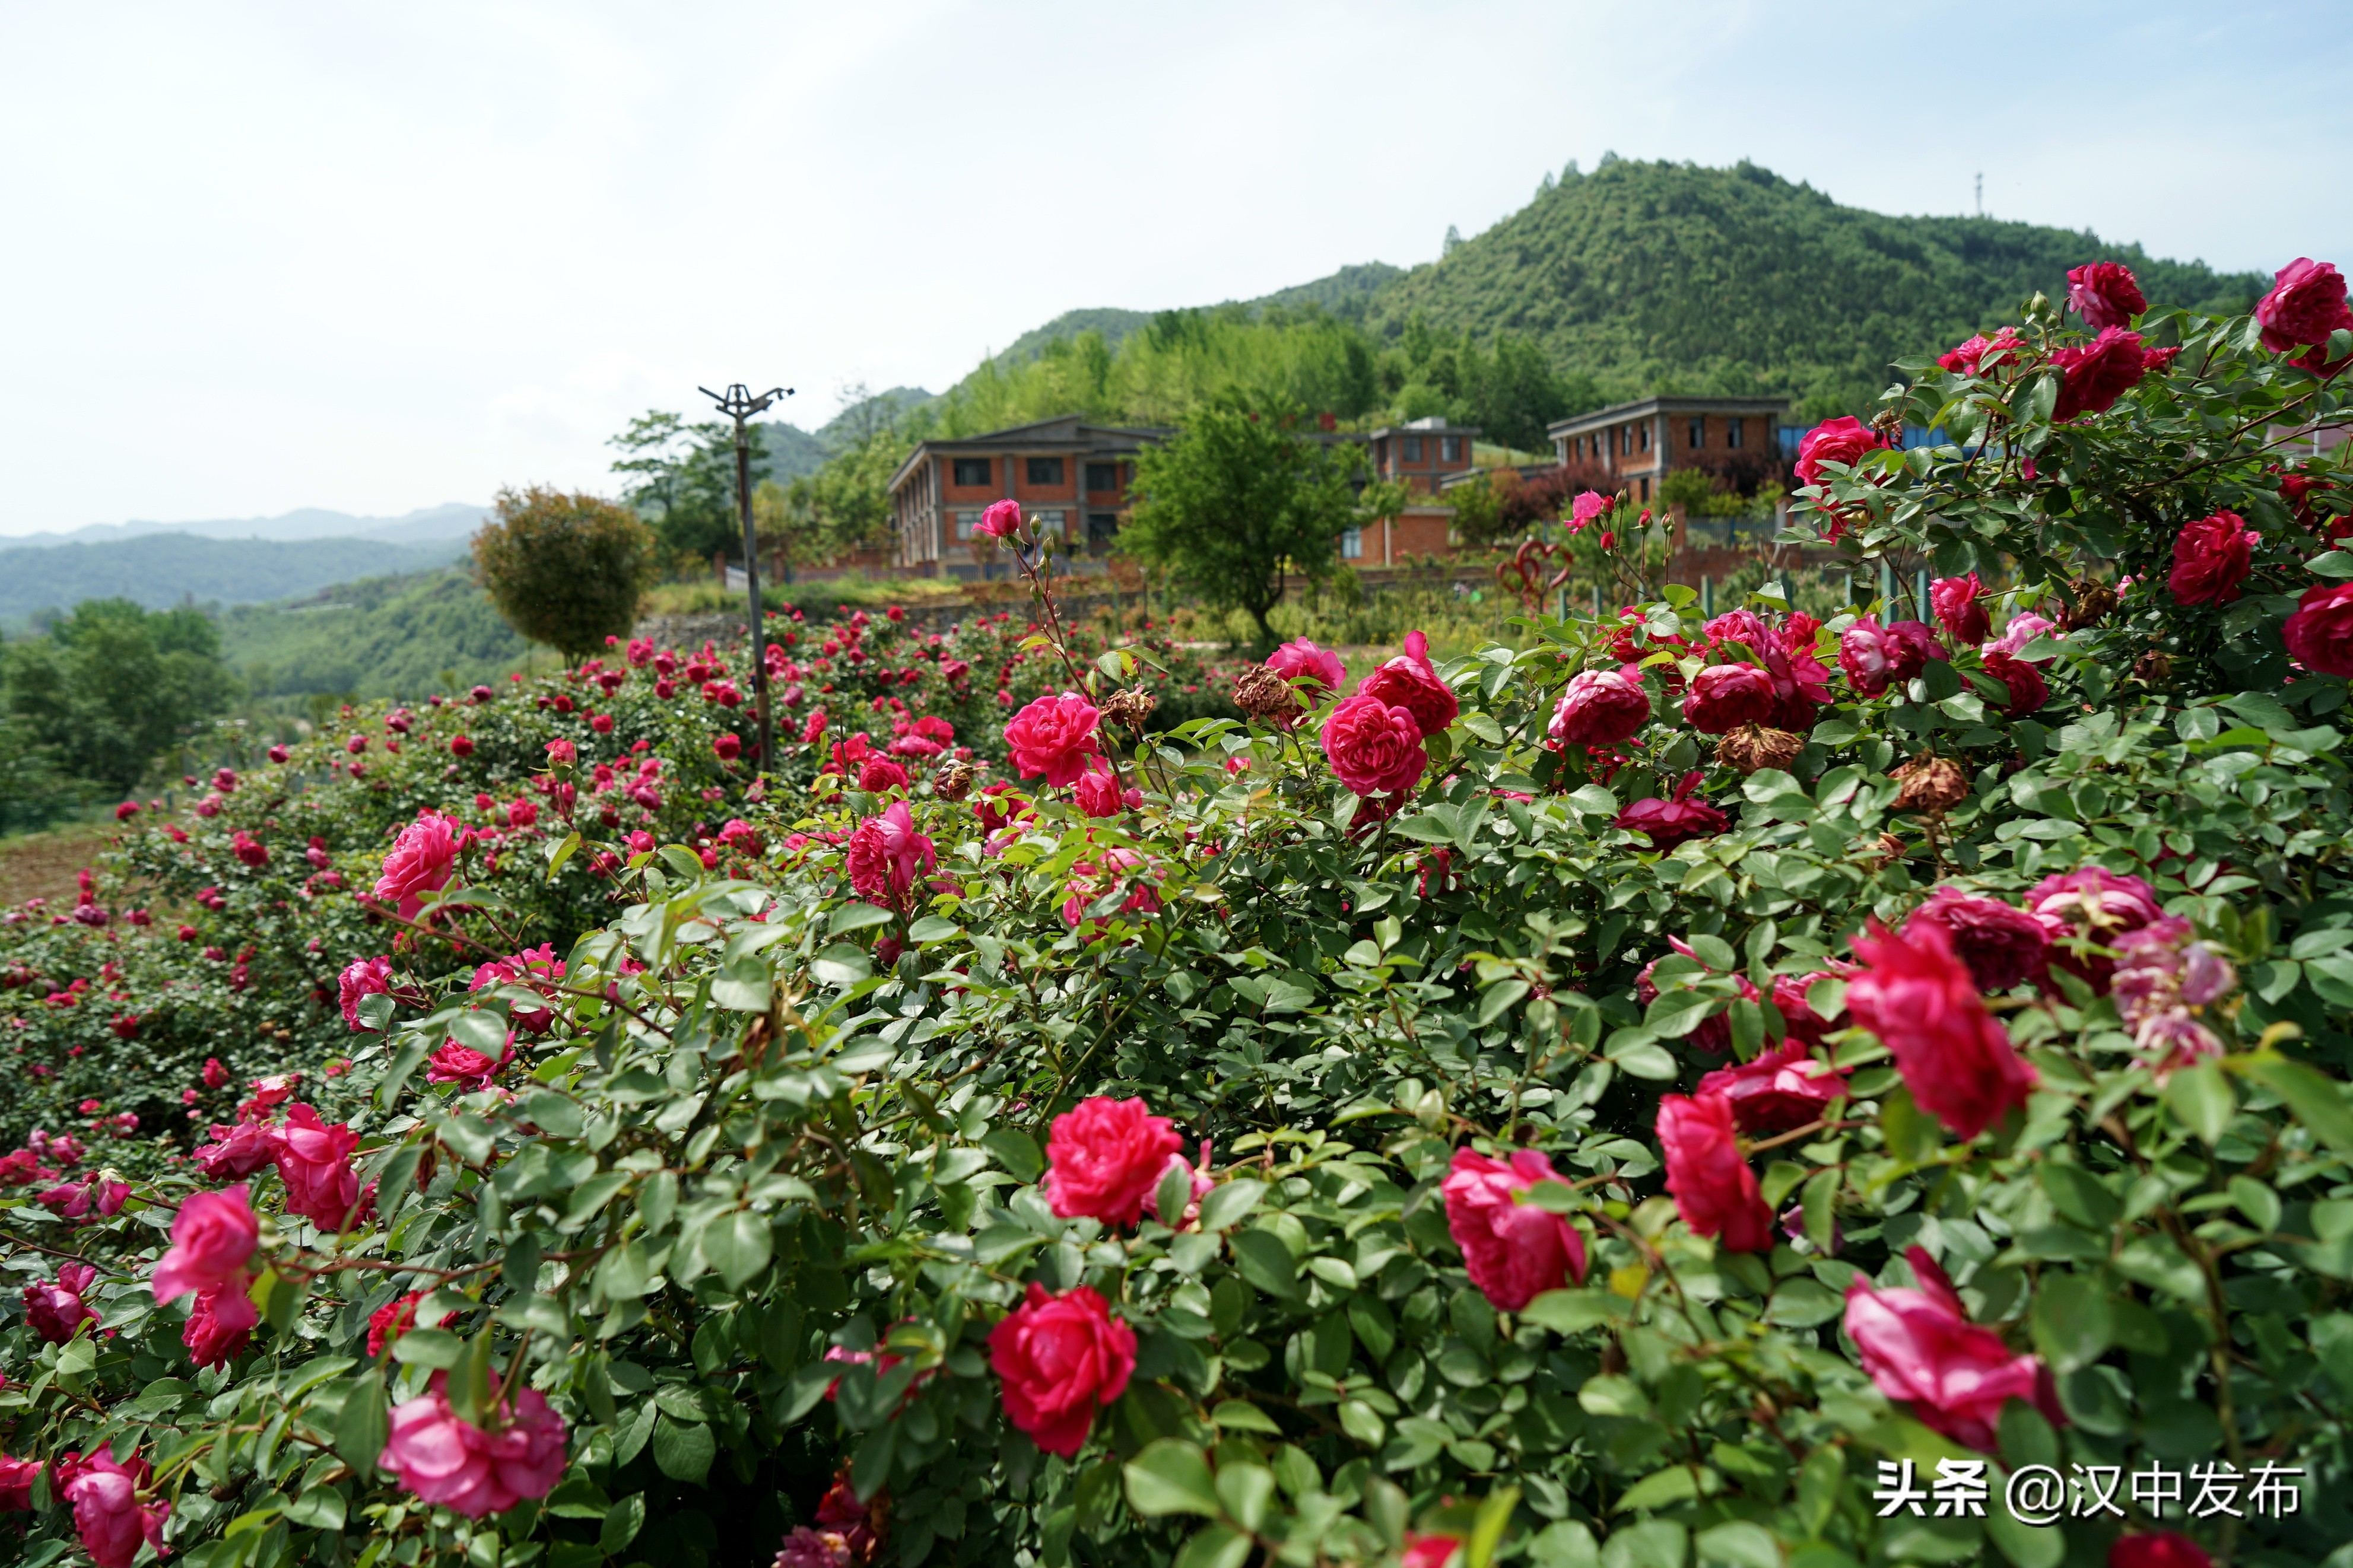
1,0,2345,532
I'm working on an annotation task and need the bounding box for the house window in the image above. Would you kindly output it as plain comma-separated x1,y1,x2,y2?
1025,456,1065,485
1440,435,1463,463
951,457,991,486
1036,510,1066,535
1340,527,1363,559
1402,435,1422,462
1084,462,1117,492
1689,418,1704,450
1639,424,1650,453
1087,512,1120,545
1639,478,1650,502
954,510,984,539
1727,418,1744,449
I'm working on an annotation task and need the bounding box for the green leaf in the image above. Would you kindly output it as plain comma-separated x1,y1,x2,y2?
1613,1465,1697,1512
1198,1180,1265,1234
1123,1439,1221,1518
809,944,874,988
1465,1486,1522,1568
830,902,894,934
906,915,960,944
522,1091,584,1138
283,1489,345,1531
2308,550,2353,579
703,1210,774,1292
1228,1229,1299,1297
1173,1525,1253,1568
1208,1400,1282,1434
1520,1290,1630,1334
2244,1053,2353,1155
1214,1462,1276,1532
390,1328,463,1370
1694,1521,1781,1568
651,1414,715,1484
981,1128,1044,1183
712,955,774,1012
2165,1063,2235,1145
333,1374,388,1474
2029,1271,2114,1373
447,1010,509,1056
601,1493,647,1554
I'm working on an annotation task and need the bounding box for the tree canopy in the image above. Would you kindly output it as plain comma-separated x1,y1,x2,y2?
1124,401,1382,647
471,486,656,662
1,597,237,794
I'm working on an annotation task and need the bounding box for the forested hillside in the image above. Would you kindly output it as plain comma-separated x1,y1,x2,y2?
214,566,528,698
1363,156,2272,415
938,158,2272,428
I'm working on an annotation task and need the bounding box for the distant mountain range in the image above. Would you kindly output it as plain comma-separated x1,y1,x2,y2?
0,532,468,626
4,501,489,551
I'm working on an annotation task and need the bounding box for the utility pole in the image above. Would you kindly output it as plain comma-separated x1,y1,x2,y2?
1974,173,1983,219
699,381,793,774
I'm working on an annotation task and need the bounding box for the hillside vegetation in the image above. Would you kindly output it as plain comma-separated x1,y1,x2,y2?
215,567,529,698
938,158,2271,431
0,531,463,625
1364,156,2272,416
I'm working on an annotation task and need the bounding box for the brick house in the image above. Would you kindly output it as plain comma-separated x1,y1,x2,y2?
1350,415,1479,565
888,415,1165,576
1546,396,1789,505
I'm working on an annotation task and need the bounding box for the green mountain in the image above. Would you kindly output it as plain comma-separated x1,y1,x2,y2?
0,532,465,628
1360,158,2269,416
948,158,2271,425
215,567,529,699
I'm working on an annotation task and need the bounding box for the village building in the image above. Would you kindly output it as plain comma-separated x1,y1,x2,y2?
1546,396,1790,504
1348,416,1479,564
887,415,1164,576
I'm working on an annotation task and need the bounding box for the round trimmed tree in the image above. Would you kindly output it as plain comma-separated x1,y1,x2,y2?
471,485,656,661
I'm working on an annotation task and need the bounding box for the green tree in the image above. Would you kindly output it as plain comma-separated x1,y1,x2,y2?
1125,401,1373,649
606,411,754,564
471,486,656,661
1,599,238,794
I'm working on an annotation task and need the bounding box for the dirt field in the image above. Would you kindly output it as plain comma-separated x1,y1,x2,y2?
0,822,119,909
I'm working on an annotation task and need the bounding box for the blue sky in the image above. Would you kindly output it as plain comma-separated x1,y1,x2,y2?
1,0,2346,533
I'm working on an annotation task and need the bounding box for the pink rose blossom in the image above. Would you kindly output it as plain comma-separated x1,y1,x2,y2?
380,1372,569,1518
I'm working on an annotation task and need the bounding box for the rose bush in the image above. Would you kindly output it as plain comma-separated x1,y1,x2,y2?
3,268,2353,1568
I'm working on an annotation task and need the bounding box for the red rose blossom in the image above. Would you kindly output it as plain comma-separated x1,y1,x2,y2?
2051,327,2155,422
987,1283,1135,1457
2282,580,2353,676
2256,256,2353,373
1930,574,1990,647
2167,511,2257,605
272,1104,371,1233
1906,886,2050,992
2107,1534,2212,1568
1548,669,1650,748
1694,1041,1849,1133
1656,1092,1772,1252
1793,415,1886,486
2066,262,2145,330
1844,1246,2063,1452
1320,693,1430,798
1847,919,2036,1139
1615,772,1726,850
1002,692,1102,787
1681,662,1776,733
1980,650,2048,717
1355,631,1457,737
1043,1096,1183,1227
1441,1147,1588,1311
373,813,459,920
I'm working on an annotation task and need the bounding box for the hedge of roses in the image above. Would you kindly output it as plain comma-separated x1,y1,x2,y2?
3,262,2353,1568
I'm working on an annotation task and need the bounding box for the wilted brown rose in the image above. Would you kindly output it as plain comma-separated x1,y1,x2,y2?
932,759,977,803
2133,649,2174,685
1869,832,1908,870
2060,578,2117,631
1232,666,1296,720
1892,755,1969,813
1716,724,1805,775
1102,686,1158,731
